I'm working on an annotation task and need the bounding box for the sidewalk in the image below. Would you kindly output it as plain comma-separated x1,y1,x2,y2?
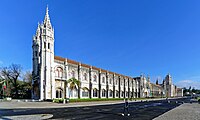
153,103,200,120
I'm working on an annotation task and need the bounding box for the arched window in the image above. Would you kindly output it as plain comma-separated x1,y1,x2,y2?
115,79,118,85
125,81,128,86
55,67,63,77
71,71,75,78
83,73,87,81
93,75,97,82
129,81,132,87
74,88,78,97
109,78,112,85
121,80,123,86
93,88,98,97
102,89,106,97
55,69,59,77
56,88,63,98
82,87,89,97
59,68,63,77
126,91,128,97
102,77,105,83
69,88,78,98
109,89,113,97
121,91,124,97
48,43,50,49
56,90,59,98
116,90,119,97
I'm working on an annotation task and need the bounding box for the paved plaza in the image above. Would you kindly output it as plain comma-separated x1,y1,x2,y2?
0,98,199,120
0,98,167,109
153,102,200,120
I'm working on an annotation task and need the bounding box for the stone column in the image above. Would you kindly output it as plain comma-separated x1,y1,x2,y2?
119,76,121,98
113,74,115,98
98,70,101,98
89,68,92,99
106,72,109,98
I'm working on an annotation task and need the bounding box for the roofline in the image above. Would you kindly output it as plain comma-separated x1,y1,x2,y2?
54,55,133,79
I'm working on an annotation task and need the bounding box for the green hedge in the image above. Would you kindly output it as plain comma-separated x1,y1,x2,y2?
52,97,160,103
197,97,200,102
69,98,124,102
197,97,200,100
53,98,69,103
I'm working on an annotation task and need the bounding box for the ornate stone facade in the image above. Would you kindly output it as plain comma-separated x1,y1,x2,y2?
32,7,183,100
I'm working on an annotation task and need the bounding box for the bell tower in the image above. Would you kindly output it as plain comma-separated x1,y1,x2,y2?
32,6,55,100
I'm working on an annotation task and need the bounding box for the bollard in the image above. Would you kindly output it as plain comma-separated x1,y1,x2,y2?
168,100,170,103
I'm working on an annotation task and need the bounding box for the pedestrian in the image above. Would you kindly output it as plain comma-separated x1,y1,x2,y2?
122,98,130,116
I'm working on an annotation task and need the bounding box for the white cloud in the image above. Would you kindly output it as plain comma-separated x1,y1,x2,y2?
176,79,200,89
0,60,3,65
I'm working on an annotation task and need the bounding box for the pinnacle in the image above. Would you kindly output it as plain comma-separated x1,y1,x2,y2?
36,22,40,35
43,5,52,29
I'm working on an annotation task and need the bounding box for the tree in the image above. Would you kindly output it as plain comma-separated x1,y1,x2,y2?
192,87,196,93
65,77,80,99
188,86,191,92
23,71,32,83
0,64,22,98
183,87,187,93
21,71,32,98
156,79,158,85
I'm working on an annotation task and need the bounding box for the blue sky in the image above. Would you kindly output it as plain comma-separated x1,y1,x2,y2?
0,0,200,89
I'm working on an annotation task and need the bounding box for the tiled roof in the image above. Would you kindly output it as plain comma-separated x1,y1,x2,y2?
54,56,65,61
54,55,133,79
67,59,79,65
91,66,100,71
80,63,90,68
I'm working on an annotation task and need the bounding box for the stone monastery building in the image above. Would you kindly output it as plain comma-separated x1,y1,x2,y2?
32,7,183,100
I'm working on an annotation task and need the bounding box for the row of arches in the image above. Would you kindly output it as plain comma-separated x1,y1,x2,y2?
82,73,98,82
55,67,136,89
55,67,63,77
56,88,132,98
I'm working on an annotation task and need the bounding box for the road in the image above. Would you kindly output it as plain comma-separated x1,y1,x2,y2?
0,98,189,120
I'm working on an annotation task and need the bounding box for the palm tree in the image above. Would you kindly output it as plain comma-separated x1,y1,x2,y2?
64,77,80,99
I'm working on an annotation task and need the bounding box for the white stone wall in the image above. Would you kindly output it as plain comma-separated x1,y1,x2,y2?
79,66,90,98
114,75,119,98
125,78,128,98
114,75,119,91
129,79,133,98
100,72,107,98
107,73,114,98
67,64,79,98
90,69,98,98
120,76,124,98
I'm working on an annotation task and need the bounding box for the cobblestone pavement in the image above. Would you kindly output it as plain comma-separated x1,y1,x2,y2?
153,102,200,120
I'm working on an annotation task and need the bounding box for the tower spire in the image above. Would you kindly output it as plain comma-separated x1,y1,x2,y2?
36,22,40,36
43,5,52,29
